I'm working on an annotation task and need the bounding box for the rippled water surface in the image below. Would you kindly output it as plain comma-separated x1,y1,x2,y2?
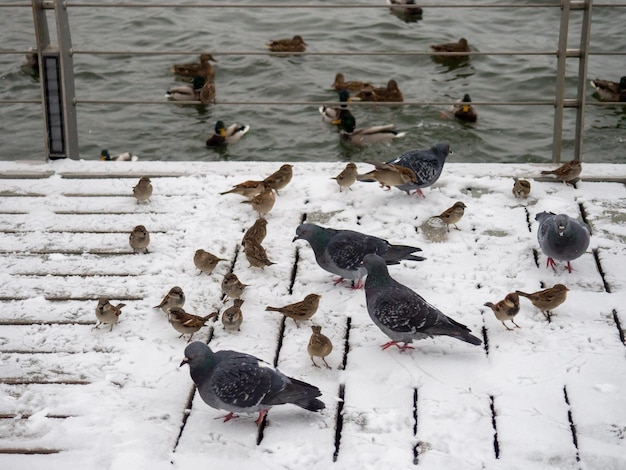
1,1,624,163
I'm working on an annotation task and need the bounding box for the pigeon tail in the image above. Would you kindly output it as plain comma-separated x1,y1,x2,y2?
278,377,326,412
381,244,425,264
429,316,482,345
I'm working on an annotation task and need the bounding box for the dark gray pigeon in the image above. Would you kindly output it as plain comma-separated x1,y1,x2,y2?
294,223,425,288
362,253,482,351
181,342,324,425
536,212,591,273
386,142,451,196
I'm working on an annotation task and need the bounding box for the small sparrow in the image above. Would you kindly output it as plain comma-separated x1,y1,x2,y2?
222,299,244,332
221,272,249,300
308,325,333,369
540,160,582,185
437,202,467,231
168,307,217,342
194,249,227,275
129,225,150,253
512,177,531,199
331,162,358,192
243,237,275,269
242,218,268,246
484,292,521,331
263,164,293,194
358,161,417,190
515,284,569,318
265,293,321,327
153,286,185,314
241,184,275,217
94,298,126,331
132,176,153,203
219,180,265,198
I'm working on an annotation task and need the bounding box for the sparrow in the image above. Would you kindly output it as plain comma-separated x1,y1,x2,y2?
221,272,249,300
265,293,321,327
540,160,582,185
132,176,153,203
221,299,244,332
168,307,217,342
263,164,293,194
153,286,185,314
512,177,531,199
308,325,333,369
437,202,467,231
357,161,417,190
331,162,358,192
241,184,275,217
484,292,521,331
94,298,126,331
194,249,227,275
219,180,265,198
129,225,150,253
243,237,275,268
242,218,268,246
515,284,569,318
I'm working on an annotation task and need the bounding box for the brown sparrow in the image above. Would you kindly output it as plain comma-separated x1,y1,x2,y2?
153,286,185,314
129,225,150,253
265,293,321,327
132,176,153,203
168,307,217,341
219,180,265,198
331,162,358,192
484,292,521,331
94,298,126,331
308,325,333,369
241,184,275,217
437,202,466,231
512,177,531,199
221,272,249,301
194,249,227,275
221,299,244,332
358,161,417,190
515,284,569,318
243,237,275,268
242,218,268,246
263,164,293,195
540,160,582,185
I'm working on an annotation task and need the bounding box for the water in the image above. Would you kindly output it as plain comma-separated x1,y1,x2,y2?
1,1,625,163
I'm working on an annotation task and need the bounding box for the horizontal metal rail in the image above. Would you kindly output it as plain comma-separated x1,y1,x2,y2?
2,2,625,7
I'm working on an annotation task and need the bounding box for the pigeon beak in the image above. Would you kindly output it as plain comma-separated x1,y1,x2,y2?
179,357,189,367
558,224,566,236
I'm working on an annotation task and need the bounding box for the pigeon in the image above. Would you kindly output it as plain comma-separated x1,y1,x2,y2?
385,142,451,196
540,160,582,185
516,284,569,318
483,292,521,330
536,212,591,273
294,223,425,288
308,325,333,369
362,253,482,350
180,341,325,425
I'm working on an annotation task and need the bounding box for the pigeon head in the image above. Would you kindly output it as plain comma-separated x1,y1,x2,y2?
362,253,392,288
293,223,330,247
554,214,569,236
434,142,452,158
180,341,215,372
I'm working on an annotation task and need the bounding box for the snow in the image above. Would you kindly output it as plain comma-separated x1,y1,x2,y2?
0,160,625,470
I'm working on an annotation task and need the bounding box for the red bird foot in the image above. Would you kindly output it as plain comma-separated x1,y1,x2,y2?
381,341,414,352
216,411,240,422
546,257,558,272
411,188,425,197
255,409,268,425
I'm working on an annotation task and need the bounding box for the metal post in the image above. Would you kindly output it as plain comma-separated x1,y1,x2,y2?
573,0,592,162
552,0,571,164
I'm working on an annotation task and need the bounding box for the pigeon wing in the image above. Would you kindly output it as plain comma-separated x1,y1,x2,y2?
210,354,275,409
327,231,380,270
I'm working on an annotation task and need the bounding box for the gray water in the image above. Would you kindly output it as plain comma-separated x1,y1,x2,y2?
1,1,625,163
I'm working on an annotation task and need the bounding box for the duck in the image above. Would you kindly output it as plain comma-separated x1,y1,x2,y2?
100,149,138,161
166,76,206,102
353,79,404,102
331,73,373,92
206,120,250,148
170,53,217,81
431,38,470,60
590,76,626,102
339,114,406,147
265,35,307,53
387,0,423,21
319,89,353,125
450,93,477,123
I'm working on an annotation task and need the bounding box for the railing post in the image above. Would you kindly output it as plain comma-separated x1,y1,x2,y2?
552,0,571,164
31,0,79,161
573,0,592,162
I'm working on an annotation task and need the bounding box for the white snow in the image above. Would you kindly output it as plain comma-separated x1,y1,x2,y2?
0,160,625,470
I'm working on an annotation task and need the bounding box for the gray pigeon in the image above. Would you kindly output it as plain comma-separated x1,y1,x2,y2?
536,212,591,273
362,253,482,350
180,342,325,425
385,142,451,196
293,223,425,288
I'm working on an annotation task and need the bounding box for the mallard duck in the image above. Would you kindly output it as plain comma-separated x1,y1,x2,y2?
590,76,626,102
100,149,138,161
431,38,470,60
170,53,217,81
20,49,39,79
353,79,404,102
450,93,477,123
319,89,353,124
166,76,206,102
387,0,423,21
206,120,250,148
265,35,307,53
339,114,406,147
331,73,373,92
